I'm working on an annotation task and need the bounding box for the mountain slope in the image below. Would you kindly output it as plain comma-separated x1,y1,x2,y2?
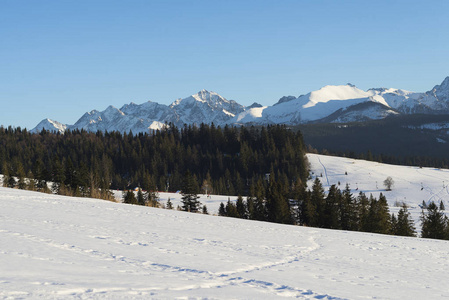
31,77,449,133
169,89,245,125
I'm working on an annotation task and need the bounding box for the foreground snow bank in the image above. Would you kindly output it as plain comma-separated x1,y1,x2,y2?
1,187,449,299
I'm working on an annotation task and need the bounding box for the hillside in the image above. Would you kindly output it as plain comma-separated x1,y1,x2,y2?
1,187,449,299
150,154,448,231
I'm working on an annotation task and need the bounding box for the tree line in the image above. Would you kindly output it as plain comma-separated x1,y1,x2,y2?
0,124,308,199
218,178,418,236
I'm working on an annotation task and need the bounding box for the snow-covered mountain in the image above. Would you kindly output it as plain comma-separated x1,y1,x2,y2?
170,89,245,125
32,118,67,133
32,77,449,133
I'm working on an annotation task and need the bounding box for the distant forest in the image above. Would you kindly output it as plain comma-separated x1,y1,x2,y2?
299,114,449,168
0,124,308,197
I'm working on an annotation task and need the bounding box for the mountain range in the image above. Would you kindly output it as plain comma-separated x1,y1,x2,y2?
32,76,449,134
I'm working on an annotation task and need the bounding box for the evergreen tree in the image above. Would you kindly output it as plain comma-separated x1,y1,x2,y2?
2,162,10,187
26,170,36,191
181,171,201,213
265,174,292,224
236,195,247,219
394,205,416,237
251,179,266,221
202,205,208,214
123,190,138,205
225,199,239,218
340,184,357,231
365,194,391,234
421,201,448,240
300,190,315,226
166,197,173,209
391,214,398,236
16,162,27,190
310,178,325,227
323,185,341,229
137,188,146,206
218,202,226,216
357,192,370,231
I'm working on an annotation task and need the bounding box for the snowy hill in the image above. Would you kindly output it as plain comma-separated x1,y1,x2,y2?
2,187,449,299
307,153,449,231
31,77,449,133
149,153,449,231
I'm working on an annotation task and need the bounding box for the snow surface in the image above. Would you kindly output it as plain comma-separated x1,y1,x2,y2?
2,186,449,299
307,154,449,232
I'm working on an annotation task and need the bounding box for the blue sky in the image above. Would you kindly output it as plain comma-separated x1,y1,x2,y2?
1,0,449,129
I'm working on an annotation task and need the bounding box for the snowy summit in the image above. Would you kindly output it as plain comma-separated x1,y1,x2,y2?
32,76,449,134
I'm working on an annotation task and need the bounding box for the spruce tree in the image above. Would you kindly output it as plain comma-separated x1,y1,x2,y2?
225,199,239,217
123,190,138,205
310,178,325,227
218,202,226,216
181,171,201,213
340,184,357,231
2,162,10,187
394,205,416,237
137,188,146,206
166,198,173,209
421,201,448,240
323,185,341,229
16,162,26,190
236,195,247,219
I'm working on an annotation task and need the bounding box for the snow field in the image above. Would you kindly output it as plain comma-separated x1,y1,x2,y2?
307,154,449,232
2,186,449,299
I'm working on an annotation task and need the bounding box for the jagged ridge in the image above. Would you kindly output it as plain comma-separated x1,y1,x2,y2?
32,77,449,134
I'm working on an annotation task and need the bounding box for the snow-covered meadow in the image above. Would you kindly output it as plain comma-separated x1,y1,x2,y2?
144,154,449,231
2,154,449,298
307,154,449,230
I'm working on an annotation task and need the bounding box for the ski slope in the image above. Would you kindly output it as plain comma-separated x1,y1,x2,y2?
307,154,449,230
1,187,449,299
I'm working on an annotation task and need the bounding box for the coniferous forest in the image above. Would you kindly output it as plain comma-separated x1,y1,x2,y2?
0,124,308,197
1,123,448,240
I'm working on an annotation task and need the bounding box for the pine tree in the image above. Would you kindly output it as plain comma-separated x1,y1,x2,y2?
2,162,10,187
357,192,370,231
340,184,357,231
226,199,239,218
323,185,341,229
123,190,138,205
265,174,292,224
26,170,36,191
421,201,448,240
236,195,247,219
137,188,146,206
218,202,226,216
166,197,173,209
394,205,416,237
181,171,201,213
202,205,208,214
390,214,398,236
16,162,27,190
310,178,325,227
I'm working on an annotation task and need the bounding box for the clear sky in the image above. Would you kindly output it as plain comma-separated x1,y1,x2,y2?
1,0,449,129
